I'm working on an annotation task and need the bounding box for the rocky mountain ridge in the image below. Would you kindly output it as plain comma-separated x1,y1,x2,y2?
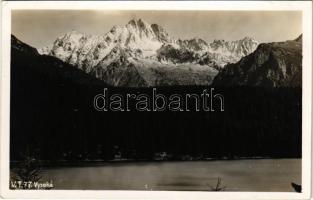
39,19,258,69
38,19,258,86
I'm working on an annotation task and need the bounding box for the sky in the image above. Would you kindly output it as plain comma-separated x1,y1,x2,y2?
12,10,302,48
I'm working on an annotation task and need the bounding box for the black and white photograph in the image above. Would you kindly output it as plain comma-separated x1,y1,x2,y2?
0,1,312,199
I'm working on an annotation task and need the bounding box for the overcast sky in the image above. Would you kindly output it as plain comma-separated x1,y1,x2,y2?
12,10,302,48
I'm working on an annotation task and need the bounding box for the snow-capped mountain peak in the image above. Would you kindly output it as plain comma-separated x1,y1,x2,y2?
127,18,150,29
207,36,259,66
40,19,258,69
40,19,174,70
38,19,259,86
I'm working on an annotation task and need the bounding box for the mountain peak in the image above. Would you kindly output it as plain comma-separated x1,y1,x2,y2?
40,18,259,76
241,36,254,41
212,37,256,44
212,39,225,44
65,30,84,37
125,19,173,44
129,18,145,23
127,18,150,29
190,37,207,44
295,34,302,42
55,30,86,45
128,18,137,26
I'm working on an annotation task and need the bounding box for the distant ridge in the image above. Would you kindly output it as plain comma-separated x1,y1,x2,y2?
38,19,258,87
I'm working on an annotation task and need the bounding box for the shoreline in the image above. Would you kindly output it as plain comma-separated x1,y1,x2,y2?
10,157,301,168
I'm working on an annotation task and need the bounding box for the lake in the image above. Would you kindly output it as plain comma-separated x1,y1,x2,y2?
41,159,301,191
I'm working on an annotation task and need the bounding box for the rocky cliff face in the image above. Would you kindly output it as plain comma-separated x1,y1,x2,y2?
213,35,302,87
38,19,258,87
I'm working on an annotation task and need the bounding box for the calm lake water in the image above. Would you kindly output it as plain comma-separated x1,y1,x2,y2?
41,159,301,191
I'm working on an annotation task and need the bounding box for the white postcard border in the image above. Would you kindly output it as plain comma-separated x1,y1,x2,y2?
1,1,312,199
